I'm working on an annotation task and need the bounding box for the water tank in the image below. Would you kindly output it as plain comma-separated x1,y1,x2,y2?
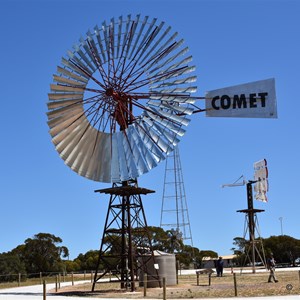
139,250,177,288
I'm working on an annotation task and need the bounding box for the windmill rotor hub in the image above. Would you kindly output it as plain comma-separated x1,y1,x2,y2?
105,87,114,96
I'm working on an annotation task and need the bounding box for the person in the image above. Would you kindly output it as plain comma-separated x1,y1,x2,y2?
267,253,278,283
216,257,224,277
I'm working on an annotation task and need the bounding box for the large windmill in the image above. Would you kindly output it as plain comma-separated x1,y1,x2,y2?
47,14,197,291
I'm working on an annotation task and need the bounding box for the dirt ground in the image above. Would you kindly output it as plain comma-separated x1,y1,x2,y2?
52,270,300,298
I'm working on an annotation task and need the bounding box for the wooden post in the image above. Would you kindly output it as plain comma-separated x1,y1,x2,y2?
18,273,21,287
58,273,61,289
143,273,147,297
84,270,86,280
177,260,181,276
72,272,74,286
91,270,93,283
298,270,300,283
43,280,46,300
40,272,42,285
163,277,166,300
196,272,199,286
55,275,58,292
176,260,179,284
208,273,211,286
233,273,237,296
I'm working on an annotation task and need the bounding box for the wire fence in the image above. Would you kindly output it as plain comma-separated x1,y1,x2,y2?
0,270,94,289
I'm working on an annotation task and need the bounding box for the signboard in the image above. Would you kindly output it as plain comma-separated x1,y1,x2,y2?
253,159,268,202
205,78,277,118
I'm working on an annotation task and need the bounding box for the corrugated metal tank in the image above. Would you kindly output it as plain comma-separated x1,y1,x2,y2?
139,250,177,288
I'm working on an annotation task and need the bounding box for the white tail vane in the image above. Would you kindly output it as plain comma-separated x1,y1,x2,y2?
253,159,268,202
205,78,277,119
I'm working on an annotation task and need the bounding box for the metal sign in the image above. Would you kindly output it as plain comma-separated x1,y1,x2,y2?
253,159,268,202
205,78,277,118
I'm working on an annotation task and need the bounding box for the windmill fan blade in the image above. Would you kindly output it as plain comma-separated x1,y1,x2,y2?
47,14,197,183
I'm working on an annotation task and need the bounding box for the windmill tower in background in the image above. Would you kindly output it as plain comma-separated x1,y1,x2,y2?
222,159,269,273
160,145,194,247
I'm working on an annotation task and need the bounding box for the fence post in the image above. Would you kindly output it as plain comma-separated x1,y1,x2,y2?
91,270,93,283
208,273,211,286
298,270,300,283
40,272,42,285
43,280,46,300
233,273,237,296
84,270,86,280
18,273,21,287
196,272,199,286
55,275,58,292
163,277,166,300
143,273,147,297
176,260,179,284
72,272,74,286
177,260,181,276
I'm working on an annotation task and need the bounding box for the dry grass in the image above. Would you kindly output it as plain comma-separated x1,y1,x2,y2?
52,269,300,298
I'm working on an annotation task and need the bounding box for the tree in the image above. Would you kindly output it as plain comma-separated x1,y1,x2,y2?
195,250,218,268
146,226,170,251
231,237,247,266
74,250,99,271
263,235,300,265
164,228,184,253
22,233,69,273
232,235,300,266
232,237,247,253
0,251,26,281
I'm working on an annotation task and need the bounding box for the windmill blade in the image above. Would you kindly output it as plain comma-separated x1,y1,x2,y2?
130,124,159,170
149,94,196,104
57,66,89,84
149,75,196,89
147,99,194,115
134,120,167,163
147,105,191,126
141,115,175,154
147,47,190,75
145,110,186,136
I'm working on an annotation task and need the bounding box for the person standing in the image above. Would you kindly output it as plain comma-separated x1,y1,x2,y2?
216,257,224,277
267,253,278,283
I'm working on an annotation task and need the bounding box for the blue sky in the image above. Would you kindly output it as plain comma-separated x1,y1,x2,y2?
1,0,299,259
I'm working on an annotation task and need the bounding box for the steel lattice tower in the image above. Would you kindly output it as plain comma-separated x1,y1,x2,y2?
160,146,193,247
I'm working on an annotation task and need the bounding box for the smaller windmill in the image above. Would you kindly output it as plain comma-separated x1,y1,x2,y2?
222,159,268,272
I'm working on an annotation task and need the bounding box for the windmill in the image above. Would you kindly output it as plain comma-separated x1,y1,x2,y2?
47,14,197,291
160,145,194,248
222,160,269,272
